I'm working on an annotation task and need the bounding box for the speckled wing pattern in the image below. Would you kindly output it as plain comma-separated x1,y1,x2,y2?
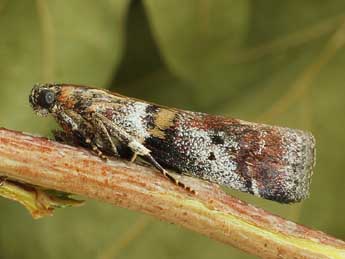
29,84,316,203
144,111,315,203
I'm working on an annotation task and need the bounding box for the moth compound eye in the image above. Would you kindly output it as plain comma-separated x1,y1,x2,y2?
37,89,56,109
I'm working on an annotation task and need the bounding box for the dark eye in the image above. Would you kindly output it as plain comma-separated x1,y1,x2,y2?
37,89,56,108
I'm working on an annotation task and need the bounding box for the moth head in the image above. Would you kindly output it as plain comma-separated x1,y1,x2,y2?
29,83,59,116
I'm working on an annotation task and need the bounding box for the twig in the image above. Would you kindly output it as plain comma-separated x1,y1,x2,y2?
0,128,344,259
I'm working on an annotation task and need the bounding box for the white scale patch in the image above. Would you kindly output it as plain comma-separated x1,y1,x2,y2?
276,127,314,201
282,128,305,166
174,117,247,191
113,102,150,140
257,130,267,155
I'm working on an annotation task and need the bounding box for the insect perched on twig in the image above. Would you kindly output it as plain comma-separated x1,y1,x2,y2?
29,83,315,203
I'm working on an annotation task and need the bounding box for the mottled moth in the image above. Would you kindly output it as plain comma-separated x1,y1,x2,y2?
29,83,316,203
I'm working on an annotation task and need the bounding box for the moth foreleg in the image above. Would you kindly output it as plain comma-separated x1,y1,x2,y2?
53,130,86,147
92,113,196,194
57,111,107,160
53,130,77,145
92,116,119,157
91,113,150,158
56,111,80,132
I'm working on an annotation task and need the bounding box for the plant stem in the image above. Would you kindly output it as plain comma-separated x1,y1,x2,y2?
0,128,344,259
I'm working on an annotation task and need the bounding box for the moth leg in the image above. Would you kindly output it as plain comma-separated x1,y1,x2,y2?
130,153,137,162
53,113,91,146
92,113,196,194
129,139,196,194
144,153,196,194
53,130,70,143
90,113,149,157
92,116,119,157
56,111,80,132
53,130,81,146
0,175,7,186
90,144,107,160
54,129,97,159
56,111,108,160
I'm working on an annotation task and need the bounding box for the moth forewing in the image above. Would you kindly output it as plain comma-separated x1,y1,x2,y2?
29,83,316,203
143,110,315,203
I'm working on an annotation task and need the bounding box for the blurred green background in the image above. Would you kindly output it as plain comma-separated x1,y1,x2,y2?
1,1,345,258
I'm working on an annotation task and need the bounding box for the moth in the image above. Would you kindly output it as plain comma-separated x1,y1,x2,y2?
29,83,316,203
